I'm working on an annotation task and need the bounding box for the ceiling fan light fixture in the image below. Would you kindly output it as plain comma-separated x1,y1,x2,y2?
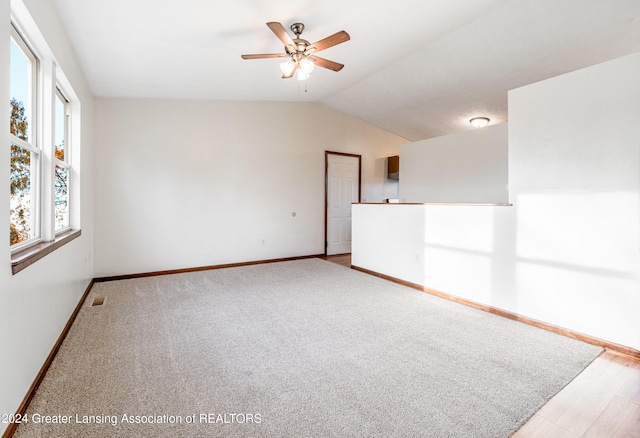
280,59,297,76
470,117,490,128
296,68,310,81
299,57,315,74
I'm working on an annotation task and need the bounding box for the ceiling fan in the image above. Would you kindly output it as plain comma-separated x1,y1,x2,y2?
241,22,350,81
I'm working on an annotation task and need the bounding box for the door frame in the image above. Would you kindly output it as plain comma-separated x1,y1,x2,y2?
324,151,362,255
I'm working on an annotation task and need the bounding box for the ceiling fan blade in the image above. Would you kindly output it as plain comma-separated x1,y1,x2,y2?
308,30,350,54
266,22,296,53
241,53,289,60
310,56,344,72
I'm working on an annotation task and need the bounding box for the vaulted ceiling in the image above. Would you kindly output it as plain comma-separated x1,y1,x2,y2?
53,0,640,141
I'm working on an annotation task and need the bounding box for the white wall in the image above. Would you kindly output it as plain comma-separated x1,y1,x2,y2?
1,0,95,434
507,51,640,350
400,123,508,203
353,51,640,351
353,203,514,304
94,100,405,277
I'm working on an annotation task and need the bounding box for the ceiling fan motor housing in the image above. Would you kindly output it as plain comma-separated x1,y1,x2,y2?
287,23,310,53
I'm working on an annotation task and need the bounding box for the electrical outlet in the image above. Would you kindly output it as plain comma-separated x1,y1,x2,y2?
415,254,421,263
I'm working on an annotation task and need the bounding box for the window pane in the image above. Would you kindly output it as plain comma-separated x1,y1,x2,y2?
10,38,32,142
54,93,65,161
10,144,35,245
55,165,69,230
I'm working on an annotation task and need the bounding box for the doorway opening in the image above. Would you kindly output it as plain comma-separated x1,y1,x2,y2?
324,151,361,255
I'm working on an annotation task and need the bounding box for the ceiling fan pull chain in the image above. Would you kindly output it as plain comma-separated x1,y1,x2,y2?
297,78,309,93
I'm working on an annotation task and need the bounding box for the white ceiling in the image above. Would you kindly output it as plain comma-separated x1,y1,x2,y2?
52,0,640,141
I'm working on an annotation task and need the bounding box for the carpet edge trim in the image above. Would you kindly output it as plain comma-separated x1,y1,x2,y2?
508,349,604,436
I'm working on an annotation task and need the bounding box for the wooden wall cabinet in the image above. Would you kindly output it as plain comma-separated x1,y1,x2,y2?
387,155,399,180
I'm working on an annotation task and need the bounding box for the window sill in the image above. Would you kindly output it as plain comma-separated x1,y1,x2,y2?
11,229,82,275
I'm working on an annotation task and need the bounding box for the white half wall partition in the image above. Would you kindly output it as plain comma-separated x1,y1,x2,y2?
353,203,513,301
353,51,640,352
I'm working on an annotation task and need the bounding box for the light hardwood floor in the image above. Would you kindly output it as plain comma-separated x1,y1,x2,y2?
322,253,352,268
513,350,640,438
323,255,640,438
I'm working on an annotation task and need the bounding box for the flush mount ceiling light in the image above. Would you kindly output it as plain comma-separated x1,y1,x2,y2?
470,117,490,128
242,22,350,81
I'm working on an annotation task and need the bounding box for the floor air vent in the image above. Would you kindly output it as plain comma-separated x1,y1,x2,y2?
91,297,105,306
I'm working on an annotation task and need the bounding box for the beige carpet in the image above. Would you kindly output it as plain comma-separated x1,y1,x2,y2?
15,258,602,437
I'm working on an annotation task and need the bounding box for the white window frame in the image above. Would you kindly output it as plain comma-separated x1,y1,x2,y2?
53,87,71,234
10,24,41,253
9,4,82,275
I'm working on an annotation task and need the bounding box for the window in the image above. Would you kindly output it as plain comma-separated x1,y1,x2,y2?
9,16,81,274
10,26,39,248
54,89,70,232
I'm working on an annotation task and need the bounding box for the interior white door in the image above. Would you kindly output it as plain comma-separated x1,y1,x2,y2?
326,153,360,255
